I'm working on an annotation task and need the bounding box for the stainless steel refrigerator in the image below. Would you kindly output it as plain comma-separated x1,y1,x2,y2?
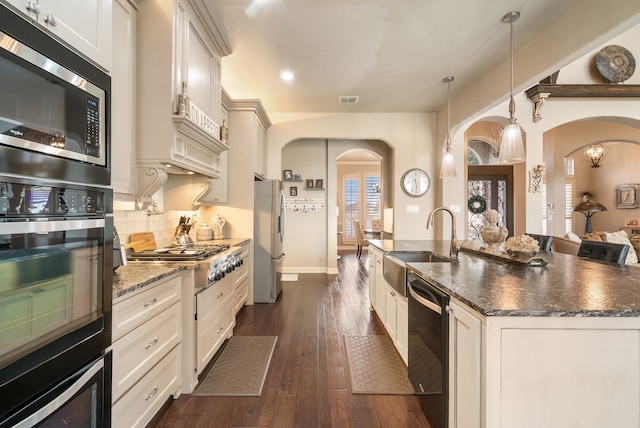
254,179,285,303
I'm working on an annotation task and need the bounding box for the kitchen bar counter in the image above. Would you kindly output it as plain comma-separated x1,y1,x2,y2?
368,239,640,317
113,238,250,300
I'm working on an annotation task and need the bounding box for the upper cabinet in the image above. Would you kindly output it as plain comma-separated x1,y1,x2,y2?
3,0,112,71
110,0,138,196
134,0,231,209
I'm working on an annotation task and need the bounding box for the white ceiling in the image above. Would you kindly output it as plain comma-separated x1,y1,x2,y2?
205,0,576,114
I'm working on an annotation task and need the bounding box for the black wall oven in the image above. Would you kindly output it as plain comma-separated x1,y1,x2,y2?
0,4,110,186
0,175,112,427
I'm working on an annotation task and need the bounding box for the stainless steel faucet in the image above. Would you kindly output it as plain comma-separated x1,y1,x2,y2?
427,206,460,261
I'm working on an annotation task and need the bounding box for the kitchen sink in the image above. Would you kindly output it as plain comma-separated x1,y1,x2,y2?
382,251,451,297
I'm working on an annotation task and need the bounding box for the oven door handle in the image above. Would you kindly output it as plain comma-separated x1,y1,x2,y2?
13,358,104,428
409,284,442,314
0,218,104,234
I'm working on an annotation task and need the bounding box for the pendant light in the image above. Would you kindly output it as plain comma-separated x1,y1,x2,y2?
439,76,457,178
498,11,526,164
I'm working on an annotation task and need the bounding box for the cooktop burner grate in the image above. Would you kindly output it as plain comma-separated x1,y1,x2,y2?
128,244,230,261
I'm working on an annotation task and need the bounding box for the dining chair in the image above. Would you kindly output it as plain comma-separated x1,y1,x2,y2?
527,233,554,252
577,240,629,265
353,219,367,258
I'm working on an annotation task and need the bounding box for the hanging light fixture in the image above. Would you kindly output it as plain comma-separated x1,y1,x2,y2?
439,76,457,178
498,11,526,164
584,144,606,168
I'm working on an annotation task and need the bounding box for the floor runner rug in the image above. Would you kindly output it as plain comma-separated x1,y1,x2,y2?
344,335,414,394
192,336,277,396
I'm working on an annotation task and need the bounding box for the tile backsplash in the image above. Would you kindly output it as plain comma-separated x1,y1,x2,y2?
114,209,204,248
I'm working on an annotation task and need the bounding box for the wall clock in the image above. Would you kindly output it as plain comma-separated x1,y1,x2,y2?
400,168,430,197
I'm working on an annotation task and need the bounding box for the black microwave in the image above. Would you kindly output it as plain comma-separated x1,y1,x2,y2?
0,5,110,186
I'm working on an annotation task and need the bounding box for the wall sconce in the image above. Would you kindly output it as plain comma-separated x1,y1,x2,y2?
585,144,606,168
528,164,543,193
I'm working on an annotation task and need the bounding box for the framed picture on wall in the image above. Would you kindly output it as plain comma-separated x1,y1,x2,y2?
290,186,297,196
283,170,293,181
315,179,323,189
306,179,314,189
615,184,639,209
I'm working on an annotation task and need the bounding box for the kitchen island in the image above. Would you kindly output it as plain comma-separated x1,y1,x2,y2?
369,239,640,428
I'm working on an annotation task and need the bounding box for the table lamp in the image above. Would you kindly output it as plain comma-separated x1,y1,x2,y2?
573,200,607,234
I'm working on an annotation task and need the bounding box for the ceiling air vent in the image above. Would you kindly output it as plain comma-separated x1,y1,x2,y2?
339,95,359,104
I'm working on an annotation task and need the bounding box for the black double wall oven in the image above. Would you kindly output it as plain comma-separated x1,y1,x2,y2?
0,4,112,427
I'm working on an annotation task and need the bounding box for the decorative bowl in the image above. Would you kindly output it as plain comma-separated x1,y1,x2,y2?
506,250,537,263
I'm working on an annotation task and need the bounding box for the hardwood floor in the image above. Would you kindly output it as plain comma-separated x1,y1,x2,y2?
153,251,431,428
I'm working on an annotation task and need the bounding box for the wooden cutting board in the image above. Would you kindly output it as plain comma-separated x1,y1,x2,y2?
124,232,157,252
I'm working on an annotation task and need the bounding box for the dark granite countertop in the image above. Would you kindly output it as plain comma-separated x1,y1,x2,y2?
112,238,250,301
368,239,640,317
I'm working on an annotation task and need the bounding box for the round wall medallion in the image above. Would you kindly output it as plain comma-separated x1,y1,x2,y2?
596,45,636,83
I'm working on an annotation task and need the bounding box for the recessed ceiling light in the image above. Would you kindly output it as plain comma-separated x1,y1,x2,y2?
280,70,294,82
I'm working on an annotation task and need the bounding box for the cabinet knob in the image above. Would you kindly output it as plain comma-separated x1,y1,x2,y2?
26,1,40,14
44,14,57,26
445,304,452,314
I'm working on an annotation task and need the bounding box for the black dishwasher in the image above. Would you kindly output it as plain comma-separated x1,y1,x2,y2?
407,270,449,428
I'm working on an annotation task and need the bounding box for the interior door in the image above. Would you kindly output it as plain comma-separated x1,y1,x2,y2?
467,165,514,240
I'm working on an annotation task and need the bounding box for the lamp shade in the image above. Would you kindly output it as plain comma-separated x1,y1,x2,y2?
497,122,525,163
573,200,607,234
439,148,457,178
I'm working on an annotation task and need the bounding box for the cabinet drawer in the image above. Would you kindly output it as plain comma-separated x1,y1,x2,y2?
233,280,248,313
111,303,181,401
113,274,181,340
234,262,249,286
196,301,234,374
196,277,233,315
112,346,181,428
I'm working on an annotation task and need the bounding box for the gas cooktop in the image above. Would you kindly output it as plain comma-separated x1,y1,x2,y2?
127,244,230,261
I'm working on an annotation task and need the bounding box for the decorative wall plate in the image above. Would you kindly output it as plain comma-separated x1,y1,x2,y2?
596,45,636,83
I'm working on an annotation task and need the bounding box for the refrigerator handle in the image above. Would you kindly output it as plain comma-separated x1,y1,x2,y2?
279,188,286,243
274,253,286,262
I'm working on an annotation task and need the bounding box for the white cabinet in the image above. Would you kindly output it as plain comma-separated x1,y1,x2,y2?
226,99,271,181
368,246,408,364
111,273,182,428
448,298,482,428
233,242,250,313
195,275,234,374
254,115,267,179
135,0,231,209
4,0,112,71
111,0,137,195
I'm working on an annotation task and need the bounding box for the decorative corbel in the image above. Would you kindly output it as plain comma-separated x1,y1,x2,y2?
136,165,168,210
530,92,550,123
192,179,211,210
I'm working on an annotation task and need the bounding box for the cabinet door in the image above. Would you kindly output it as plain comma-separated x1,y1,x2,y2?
396,296,408,364
43,0,113,70
368,250,376,308
385,286,397,339
4,1,39,20
111,0,136,195
449,299,482,428
374,256,386,321
254,115,267,178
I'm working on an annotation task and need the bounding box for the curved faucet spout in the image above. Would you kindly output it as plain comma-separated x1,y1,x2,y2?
427,206,460,261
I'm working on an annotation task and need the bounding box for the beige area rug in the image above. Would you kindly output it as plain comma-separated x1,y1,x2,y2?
281,273,298,281
344,335,414,395
192,336,277,396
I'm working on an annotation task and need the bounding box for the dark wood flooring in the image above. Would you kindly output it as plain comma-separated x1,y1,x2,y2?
153,251,431,428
